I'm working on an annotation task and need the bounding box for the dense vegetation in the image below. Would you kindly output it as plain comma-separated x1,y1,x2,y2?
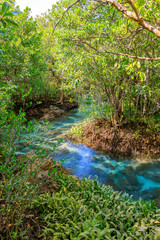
43,0,160,128
0,0,160,239
32,175,160,239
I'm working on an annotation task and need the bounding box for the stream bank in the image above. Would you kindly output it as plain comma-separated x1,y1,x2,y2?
68,118,160,159
15,100,78,121
14,108,160,207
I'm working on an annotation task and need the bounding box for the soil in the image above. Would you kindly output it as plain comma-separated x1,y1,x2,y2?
15,100,78,121
68,118,160,159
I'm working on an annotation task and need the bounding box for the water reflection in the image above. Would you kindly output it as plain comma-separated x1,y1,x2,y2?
15,109,160,205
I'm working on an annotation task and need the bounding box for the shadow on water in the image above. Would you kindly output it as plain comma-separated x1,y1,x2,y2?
15,108,160,205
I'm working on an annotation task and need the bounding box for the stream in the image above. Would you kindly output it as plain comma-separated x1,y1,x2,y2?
15,108,160,204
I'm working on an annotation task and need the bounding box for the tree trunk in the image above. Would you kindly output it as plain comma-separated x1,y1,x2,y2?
60,89,64,105
143,67,149,115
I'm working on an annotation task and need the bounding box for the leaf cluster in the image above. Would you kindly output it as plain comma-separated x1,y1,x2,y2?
32,175,160,239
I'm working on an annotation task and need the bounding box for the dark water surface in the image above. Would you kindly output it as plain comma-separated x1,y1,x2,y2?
16,109,160,203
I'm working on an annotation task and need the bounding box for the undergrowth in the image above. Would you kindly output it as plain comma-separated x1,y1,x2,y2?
31,174,160,240
1,154,160,239
69,119,90,139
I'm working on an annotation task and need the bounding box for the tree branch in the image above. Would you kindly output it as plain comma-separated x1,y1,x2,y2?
127,0,140,19
52,0,160,38
70,39,160,60
53,0,80,33
96,0,160,38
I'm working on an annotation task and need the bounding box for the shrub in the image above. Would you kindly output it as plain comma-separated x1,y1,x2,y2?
31,175,160,239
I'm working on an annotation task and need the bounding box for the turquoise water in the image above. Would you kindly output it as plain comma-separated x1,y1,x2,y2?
15,109,160,204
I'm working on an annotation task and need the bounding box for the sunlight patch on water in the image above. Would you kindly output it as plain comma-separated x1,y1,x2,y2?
15,108,160,202
137,176,160,191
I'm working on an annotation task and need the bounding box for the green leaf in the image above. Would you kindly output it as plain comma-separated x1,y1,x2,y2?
2,2,10,14
79,231,90,236
2,20,7,27
5,18,18,27
0,30,4,34
4,12,13,17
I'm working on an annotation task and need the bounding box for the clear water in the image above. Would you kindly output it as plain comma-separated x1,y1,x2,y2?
15,109,160,204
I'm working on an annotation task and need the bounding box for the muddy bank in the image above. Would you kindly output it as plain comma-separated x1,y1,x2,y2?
68,118,160,159
15,100,78,121
25,151,79,194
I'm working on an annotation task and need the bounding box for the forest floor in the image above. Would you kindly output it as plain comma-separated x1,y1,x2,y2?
68,118,160,159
